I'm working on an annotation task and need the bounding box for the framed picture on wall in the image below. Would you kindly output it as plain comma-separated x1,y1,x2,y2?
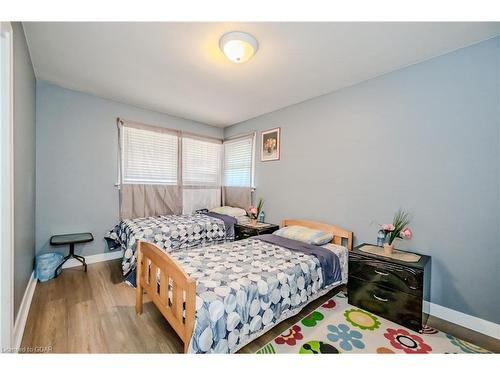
261,127,280,162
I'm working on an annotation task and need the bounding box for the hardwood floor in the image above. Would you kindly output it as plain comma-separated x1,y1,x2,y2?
21,259,500,353
22,259,184,353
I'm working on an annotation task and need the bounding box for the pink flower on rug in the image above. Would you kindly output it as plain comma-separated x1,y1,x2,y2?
419,325,438,335
382,224,395,231
384,328,432,354
274,325,304,346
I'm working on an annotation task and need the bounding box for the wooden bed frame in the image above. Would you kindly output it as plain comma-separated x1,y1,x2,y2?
281,219,353,251
135,219,353,353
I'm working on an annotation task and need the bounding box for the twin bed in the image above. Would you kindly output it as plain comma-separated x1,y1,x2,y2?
105,211,238,279
132,218,353,353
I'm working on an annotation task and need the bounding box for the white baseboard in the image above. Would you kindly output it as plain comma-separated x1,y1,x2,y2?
424,301,500,339
62,250,123,269
13,271,37,350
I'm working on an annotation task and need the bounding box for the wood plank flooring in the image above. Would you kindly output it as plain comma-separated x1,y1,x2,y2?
21,259,500,353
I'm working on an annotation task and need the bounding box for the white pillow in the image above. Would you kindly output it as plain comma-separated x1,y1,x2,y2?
273,225,333,245
236,216,251,224
210,206,247,218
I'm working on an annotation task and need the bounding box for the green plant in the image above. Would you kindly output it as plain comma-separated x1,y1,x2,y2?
248,198,264,219
382,209,412,245
256,198,264,217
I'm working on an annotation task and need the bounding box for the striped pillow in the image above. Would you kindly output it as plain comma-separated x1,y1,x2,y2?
273,225,333,245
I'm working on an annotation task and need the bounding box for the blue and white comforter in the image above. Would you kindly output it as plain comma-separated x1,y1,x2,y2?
167,237,345,353
105,214,230,276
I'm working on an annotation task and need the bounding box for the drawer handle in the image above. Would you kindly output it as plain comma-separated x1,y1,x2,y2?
374,270,389,276
373,294,389,302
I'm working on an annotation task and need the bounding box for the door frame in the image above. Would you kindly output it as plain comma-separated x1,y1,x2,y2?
0,21,14,351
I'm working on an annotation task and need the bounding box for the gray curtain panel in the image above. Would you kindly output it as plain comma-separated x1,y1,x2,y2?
120,184,182,220
222,186,252,209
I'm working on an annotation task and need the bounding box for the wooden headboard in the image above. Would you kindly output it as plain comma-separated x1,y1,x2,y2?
281,219,353,250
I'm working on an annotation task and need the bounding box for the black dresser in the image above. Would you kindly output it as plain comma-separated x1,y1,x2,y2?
348,243,431,332
234,222,279,241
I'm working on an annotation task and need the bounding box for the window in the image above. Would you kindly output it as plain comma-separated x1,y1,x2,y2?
120,124,178,185
119,120,256,215
223,133,255,187
182,136,222,187
182,136,222,214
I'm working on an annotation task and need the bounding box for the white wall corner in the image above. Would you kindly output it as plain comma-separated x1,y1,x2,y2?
13,271,37,351
424,301,500,340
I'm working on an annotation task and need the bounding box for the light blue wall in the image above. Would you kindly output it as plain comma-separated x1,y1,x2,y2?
12,23,36,318
36,81,223,257
225,37,500,323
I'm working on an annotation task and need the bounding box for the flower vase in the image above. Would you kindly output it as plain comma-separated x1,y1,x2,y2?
383,242,395,256
250,219,258,226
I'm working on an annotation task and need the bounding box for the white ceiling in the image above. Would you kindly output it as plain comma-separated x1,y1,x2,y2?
24,22,499,127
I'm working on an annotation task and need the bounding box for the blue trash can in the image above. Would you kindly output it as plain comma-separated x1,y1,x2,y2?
35,252,64,282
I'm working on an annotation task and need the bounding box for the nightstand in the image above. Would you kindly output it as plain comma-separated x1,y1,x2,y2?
347,243,431,332
234,222,279,241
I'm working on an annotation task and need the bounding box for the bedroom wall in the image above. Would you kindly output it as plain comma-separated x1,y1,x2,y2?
225,37,500,324
12,23,36,318
36,81,223,257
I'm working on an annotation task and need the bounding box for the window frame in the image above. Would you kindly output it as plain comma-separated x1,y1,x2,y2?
181,133,223,188
117,119,182,187
222,132,256,188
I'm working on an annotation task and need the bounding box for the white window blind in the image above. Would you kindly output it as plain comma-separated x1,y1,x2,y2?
223,134,255,187
120,125,178,185
182,136,222,186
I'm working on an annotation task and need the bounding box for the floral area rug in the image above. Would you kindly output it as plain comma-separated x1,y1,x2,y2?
256,292,491,354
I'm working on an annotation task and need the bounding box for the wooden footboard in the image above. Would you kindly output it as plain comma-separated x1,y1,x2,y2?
135,241,196,353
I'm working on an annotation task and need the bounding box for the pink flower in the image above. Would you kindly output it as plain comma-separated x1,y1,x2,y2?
382,224,395,231
402,227,413,239
248,207,257,214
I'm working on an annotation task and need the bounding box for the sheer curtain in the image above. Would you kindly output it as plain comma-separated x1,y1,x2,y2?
182,135,222,214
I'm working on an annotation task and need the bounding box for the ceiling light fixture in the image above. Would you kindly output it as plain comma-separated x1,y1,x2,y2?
219,31,259,64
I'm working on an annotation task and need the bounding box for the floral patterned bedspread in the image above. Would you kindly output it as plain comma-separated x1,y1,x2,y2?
167,237,344,353
105,214,229,276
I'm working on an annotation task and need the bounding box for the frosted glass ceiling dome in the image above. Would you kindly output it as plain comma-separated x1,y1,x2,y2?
219,31,259,64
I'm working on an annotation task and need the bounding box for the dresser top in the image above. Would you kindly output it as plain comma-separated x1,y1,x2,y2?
351,243,431,270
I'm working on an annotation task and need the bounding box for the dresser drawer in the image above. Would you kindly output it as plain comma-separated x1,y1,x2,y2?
235,231,252,241
348,276,424,332
349,254,423,296
258,227,277,235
